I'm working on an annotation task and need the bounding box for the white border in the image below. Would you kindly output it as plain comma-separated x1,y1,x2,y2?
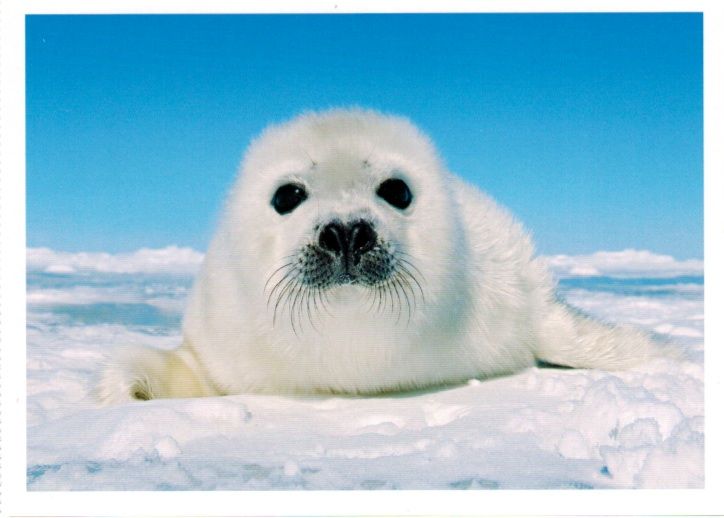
703,0,724,510
14,0,718,15
2,1,721,516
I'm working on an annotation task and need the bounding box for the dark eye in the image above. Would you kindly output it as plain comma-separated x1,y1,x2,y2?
271,183,308,215
376,178,412,210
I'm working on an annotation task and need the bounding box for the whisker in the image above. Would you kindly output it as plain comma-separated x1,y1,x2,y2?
396,271,416,313
389,278,403,324
290,278,306,335
364,284,379,314
382,281,392,316
322,288,332,314
396,263,425,303
310,285,322,320
375,281,386,314
273,274,299,327
318,286,332,317
306,286,321,333
264,262,294,291
301,285,315,333
267,268,296,307
287,281,303,337
394,276,413,325
398,255,426,281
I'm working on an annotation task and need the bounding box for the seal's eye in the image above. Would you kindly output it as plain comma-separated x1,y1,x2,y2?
376,178,412,210
271,183,308,215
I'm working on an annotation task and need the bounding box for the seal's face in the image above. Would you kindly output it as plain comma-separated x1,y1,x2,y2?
225,110,457,335
262,165,426,332
270,176,413,289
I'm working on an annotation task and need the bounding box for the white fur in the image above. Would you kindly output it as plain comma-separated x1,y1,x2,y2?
99,108,671,403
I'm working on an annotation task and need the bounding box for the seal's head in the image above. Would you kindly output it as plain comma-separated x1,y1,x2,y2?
219,109,464,336
103,109,664,401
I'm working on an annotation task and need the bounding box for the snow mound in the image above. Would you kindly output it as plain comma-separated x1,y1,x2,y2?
27,246,703,279
544,249,703,278
27,246,204,275
26,252,704,490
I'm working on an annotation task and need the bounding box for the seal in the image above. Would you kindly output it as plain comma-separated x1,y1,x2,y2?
98,108,668,403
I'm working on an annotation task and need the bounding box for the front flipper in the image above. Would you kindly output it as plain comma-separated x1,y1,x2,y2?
97,342,219,404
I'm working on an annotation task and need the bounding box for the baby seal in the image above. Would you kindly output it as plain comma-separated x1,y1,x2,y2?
99,108,666,403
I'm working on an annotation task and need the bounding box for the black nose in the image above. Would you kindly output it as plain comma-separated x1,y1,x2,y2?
349,220,376,255
318,220,377,259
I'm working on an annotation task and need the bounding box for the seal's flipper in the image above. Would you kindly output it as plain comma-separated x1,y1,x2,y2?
97,342,218,404
534,302,681,371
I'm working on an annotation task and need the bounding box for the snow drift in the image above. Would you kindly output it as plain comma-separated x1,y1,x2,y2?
26,248,704,490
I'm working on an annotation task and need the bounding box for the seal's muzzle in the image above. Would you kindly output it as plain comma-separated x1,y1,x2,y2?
318,219,378,270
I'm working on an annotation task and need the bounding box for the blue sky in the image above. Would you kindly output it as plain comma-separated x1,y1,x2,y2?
26,13,702,258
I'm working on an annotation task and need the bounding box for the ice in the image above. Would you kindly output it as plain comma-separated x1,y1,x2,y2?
27,246,204,275
26,249,704,490
545,249,703,278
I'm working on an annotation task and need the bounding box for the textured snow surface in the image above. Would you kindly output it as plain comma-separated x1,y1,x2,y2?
26,252,704,490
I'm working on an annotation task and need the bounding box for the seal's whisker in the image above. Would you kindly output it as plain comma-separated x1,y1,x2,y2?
321,289,332,314
289,283,300,333
318,286,332,317
264,262,294,291
295,284,306,334
273,274,299,328
289,278,307,335
297,284,307,332
375,282,386,314
269,235,424,331
394,276,413,325
302,285,316,333
388,281,397,318
305,287,321,333
396,272,416,315
270,276,290,326
266,268,296,307
382,281,392,317
372,284,383,314
310,285,322,325
396,263,425,303
363,282,381,314
308,287,321,329
287,280,304,337
389,278,403,324
398,256,426,281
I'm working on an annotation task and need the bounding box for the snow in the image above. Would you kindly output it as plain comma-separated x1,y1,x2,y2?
544,249,703,278
26,248,704,490
27,246,204,275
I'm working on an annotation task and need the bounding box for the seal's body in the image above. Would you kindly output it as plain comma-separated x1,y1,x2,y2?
99,109,664,403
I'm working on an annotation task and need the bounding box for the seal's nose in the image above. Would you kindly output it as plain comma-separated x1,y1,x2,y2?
318,221,347,256
318,220,377,261
349,220,376,256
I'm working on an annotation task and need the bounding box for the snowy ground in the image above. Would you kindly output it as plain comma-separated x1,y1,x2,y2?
26,248,704,490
